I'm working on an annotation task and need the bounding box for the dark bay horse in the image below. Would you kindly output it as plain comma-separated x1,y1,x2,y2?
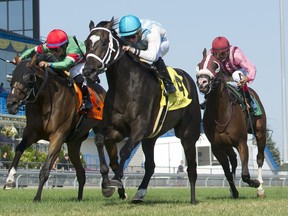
196,49,267,198
82,18,201,204
4,54,108,201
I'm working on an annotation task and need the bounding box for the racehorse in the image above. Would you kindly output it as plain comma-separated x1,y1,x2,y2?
4,54,108,202
196,49,267,198
82,18,201,204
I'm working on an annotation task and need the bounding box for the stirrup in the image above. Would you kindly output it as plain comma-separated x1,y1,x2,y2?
82,100,93,110
164,83,176,94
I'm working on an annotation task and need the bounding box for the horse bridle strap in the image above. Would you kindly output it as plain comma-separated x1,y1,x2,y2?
86,27,120,70
20,68,49,105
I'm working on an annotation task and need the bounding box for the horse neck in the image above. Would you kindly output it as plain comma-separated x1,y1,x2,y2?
106,54,152,91
206,81,231,113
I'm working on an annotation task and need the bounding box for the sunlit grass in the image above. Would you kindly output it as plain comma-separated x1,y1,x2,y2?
0,187,287,216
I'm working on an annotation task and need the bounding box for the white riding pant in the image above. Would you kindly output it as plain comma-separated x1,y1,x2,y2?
69,62,87,85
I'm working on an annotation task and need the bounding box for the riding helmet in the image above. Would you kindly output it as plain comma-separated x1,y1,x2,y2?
46,29,68,48
119,15,141,37
212,36,230,52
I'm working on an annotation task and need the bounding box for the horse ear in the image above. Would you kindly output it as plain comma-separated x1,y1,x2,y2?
106,17,114,29
89,20,95,31
202,48,207,58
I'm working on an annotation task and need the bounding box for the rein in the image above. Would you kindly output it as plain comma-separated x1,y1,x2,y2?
20,68,49,105
206,76,234,132
86,27,121,70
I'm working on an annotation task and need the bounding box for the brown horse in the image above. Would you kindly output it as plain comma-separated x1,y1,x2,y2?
4,54,108,202
196,49,267,198
82,18,201,204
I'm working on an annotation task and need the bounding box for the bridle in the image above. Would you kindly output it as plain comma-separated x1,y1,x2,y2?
15,67,49,106
86,27,121,71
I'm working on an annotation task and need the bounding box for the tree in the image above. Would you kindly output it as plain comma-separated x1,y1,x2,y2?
266,129,281,167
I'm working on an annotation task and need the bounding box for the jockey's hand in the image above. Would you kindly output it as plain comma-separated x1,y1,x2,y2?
12,56,22,65
122,45,135,53
38,61,50,68
240,76,249,85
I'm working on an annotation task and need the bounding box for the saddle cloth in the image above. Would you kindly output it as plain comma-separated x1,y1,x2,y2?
74,84,103,120
227,84,262,116
160,67,192,111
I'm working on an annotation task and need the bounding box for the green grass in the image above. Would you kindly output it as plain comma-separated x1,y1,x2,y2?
0,187,287,216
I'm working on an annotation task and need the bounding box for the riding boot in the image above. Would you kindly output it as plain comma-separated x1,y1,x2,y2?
154,57,176,94
80,84,93,110
244,90,257,113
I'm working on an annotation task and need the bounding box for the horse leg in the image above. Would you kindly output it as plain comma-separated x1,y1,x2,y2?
132,139,156,203
226,147,238,197
180,134,198,204
4,134,35,190
237,141,260,188
93,131,115,197
255,124,266,198
212,147,239,198
66,140,86,201
33,136,63,202
116,134,144,200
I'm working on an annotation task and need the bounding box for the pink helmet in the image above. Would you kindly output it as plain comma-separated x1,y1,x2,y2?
212,36,230,52
46,29,68,48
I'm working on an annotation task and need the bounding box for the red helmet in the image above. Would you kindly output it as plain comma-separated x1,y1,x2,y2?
212,36,230,52
46,29,68,48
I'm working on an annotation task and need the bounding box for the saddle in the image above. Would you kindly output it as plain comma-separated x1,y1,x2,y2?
226,83,262,116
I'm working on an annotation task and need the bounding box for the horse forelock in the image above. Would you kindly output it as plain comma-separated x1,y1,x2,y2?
197,54,215,79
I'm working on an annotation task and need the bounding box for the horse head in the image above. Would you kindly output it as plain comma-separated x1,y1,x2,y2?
6,54,50,114
83,17,121,82
196,48,222,95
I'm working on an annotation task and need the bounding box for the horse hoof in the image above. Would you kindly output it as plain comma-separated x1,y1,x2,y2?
132,197,144,204
102,187,115,197
257,189,266,198
120,193,128,200
132,189,146,203
3,182,16,190
33,197,41,202
108,179,123,188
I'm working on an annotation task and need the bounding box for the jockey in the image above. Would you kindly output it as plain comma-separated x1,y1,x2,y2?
118,15,176,94
210,36,257,112
15,29,92,110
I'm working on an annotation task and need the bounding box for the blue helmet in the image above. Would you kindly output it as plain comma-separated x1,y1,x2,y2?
119,15,141,37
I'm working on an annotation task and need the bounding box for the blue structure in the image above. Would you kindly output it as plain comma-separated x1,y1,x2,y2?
0,92,25,116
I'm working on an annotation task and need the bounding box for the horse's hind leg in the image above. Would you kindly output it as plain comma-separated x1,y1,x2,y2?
255,123,266,197
237,141,260,188
212,147,239,198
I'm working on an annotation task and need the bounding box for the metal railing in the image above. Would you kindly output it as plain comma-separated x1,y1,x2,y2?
1,169,287,189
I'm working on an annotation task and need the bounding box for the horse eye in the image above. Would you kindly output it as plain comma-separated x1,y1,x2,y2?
23,73,36,87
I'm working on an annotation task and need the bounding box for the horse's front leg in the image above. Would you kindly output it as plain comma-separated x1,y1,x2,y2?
117,134,144,200
93,132,115,197
212,147,239,198
34,138,62,202
132,139,156,203
4,136,34,190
